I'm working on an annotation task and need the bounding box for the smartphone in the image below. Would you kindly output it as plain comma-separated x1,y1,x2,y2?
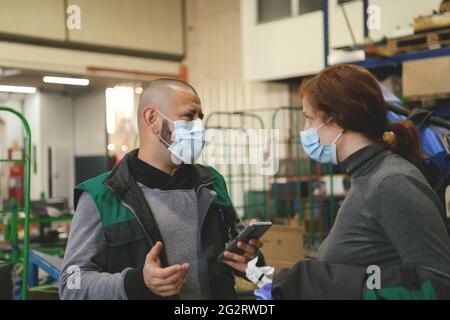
218,221,272,262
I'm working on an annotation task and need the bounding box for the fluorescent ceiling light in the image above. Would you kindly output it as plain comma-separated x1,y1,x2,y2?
0,85,37,94
43,76,90,86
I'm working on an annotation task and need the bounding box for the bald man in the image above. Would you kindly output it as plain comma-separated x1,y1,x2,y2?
59,79,264,300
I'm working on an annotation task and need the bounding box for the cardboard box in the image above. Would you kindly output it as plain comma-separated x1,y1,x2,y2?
260,225,305,264
235,225,305,291
403,56,450,99
235,276,257,293
27,287,59,300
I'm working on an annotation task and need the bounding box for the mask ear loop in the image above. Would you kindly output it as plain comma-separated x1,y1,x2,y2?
157,133,171,148
317,117,333,130
318,117,344,144
332,130,344,145
155,109,174,124
332,130,344,165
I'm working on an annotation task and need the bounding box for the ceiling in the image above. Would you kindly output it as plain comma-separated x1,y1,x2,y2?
0,67,148,95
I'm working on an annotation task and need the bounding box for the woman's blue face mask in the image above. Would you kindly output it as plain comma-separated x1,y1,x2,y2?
300,118,344,165
156,110,206,164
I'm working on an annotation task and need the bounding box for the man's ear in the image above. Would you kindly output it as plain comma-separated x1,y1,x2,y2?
142,107,160,134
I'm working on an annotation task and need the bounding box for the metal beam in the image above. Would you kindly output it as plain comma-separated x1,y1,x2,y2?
0,32,184,62
322,0,330,67
363,0,370,38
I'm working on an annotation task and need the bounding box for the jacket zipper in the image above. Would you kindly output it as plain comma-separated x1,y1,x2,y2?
106,178,215,248
105,184,155,248
196,180,215,196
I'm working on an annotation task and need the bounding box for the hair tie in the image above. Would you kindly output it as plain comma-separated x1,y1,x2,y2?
383,131,397,147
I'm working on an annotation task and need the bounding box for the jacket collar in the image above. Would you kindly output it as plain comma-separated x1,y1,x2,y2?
103,149,216,199
102,149,216,269
341,143,390,178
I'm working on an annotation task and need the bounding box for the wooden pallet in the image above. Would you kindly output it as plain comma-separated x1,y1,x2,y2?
414,13,450,33
386,28,450,55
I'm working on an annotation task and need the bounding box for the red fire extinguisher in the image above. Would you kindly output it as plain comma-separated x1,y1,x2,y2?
7,148,24,207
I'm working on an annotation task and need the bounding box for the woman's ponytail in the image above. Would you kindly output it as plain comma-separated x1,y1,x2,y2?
384,120,428,165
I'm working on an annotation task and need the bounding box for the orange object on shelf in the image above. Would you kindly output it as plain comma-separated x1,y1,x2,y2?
7,148,24,207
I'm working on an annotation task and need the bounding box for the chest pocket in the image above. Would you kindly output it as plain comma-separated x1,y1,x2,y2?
104,219,147,247
103,218,150,272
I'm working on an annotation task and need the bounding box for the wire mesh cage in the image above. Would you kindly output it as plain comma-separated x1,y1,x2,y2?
204,107,350,252
204,111,270,221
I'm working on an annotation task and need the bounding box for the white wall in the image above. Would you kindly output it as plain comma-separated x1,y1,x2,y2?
73,89,107,157
0,95,25,153
0,2,182,83
39,92,74,200
0,95,26,203
0,92,42,199
67,0,184,55
242,0,324,81
185,0,290,115
0,0,183,86
22,93,42,200
185,0,291,216
242,0,443,80
2,89,108,203
0,0,184,55
0,91,82,202
0,0,65,40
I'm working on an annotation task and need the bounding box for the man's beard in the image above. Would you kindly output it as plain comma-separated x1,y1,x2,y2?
159,119,172,148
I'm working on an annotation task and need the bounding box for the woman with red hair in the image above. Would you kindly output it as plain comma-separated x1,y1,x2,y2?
298,64,450,275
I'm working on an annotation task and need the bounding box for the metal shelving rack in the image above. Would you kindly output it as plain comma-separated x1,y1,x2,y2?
0,106,31,300
321,0,450,69
352,47,450,69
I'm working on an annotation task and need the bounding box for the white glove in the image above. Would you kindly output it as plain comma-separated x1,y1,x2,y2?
245,256,274,288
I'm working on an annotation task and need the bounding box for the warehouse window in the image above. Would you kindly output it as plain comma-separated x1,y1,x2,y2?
298,0,322,15
258,0,292,23
105,86,136,157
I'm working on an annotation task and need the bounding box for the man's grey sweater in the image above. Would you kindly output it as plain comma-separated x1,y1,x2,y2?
317,143,450,275
140,184,211,299
59,158,211,300
59,192,129,300
59,185,210,300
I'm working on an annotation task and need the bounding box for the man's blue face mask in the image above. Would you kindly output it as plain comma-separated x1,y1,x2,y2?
156,110,206,164
300,118,344,165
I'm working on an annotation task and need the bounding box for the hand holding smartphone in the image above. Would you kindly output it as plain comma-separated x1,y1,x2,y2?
218,221,272,262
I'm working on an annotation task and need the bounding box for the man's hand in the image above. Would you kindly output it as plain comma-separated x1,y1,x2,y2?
223,238,264,273
143,241,190,297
